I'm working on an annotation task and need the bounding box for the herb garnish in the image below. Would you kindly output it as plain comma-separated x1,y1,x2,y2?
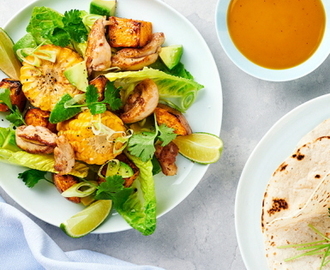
278,224,330,269
0,88,25,127
18,169,52,188
49,81,123,123
127,118,177,162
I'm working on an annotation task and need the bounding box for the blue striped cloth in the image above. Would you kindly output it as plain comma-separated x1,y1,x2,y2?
0,196,165,270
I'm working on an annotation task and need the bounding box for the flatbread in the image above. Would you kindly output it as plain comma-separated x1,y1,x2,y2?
262,119,330,269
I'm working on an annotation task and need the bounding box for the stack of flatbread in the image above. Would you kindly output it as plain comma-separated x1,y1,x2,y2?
262,118,330,269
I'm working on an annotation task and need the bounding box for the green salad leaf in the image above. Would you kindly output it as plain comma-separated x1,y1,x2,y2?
26,6,67,45
105,67,204,112
116,152,157,235
25,7,88,47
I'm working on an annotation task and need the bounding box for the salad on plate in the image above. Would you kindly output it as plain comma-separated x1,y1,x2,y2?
0,0,223,237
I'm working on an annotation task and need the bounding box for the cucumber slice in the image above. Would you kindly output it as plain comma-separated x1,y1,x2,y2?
159,45,183,69
90,0,117,16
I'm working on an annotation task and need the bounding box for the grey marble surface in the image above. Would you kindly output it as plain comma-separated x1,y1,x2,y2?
2,0,330,269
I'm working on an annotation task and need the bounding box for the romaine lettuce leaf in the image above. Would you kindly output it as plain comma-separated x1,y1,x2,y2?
116,152,157,235
0,127,88,178
26,6,66,45
25,7,88,48
105,67,204,112
0,127,21,152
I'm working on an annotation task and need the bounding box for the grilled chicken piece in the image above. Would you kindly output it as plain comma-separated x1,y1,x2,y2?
20,44,84,111
54,135,75,175
85,17,112,75
155,141,179,176
53,174,80,203
0,78,26,112
115,32,165,58
15,125,57,154
121,79,159,124
24,108,57,133
111,33,164,71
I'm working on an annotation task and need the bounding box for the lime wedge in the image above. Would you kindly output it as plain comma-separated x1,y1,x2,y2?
173,132,223,164
0,28,21,80
60,200,112,238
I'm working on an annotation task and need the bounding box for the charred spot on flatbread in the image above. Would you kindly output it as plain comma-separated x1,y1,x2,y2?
291,151,305,161
315,174,321,179
273,163,289,176
267,198,288,216
316,135,330,141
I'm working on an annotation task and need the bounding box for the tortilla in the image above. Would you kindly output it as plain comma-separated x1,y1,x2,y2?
262,119,330,269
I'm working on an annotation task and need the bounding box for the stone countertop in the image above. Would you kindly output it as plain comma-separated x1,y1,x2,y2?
2,0,329,269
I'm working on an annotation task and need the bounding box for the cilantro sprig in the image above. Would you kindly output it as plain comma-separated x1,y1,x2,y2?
49,81,123,123
46,9,88,47
18,169,52,188
127,118,177,162
0,88,25,127
62,10,89,44
85,81,123,115
94,175,134,209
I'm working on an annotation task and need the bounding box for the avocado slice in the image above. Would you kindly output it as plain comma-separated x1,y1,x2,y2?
64,61,88,92
159,45,183,70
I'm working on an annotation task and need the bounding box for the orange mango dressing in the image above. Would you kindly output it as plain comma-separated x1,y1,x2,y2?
227,0,326,69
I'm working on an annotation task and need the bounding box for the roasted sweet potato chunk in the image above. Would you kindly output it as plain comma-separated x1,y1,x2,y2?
154,104,192,136
108,16,152,48
90,75,108,101
24,108,57,133
0,78,26,112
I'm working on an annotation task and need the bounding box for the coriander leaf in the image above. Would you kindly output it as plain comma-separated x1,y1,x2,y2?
103,81,123,111
49,94,81,123
85,85,107,114
63,10,88,43
5,106,25,127
0,88,25,126
94,175,134,208
18,169,49,188
0,88,13,110
86,84,99,104
89,102,106,115
127,131,157,162
158,124,177,146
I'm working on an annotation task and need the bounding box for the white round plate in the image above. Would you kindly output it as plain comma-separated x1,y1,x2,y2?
215,0,330,82
235,94,330,269
0,0,222,233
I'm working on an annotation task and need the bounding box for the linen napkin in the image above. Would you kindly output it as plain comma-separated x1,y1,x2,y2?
0,196,165,270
